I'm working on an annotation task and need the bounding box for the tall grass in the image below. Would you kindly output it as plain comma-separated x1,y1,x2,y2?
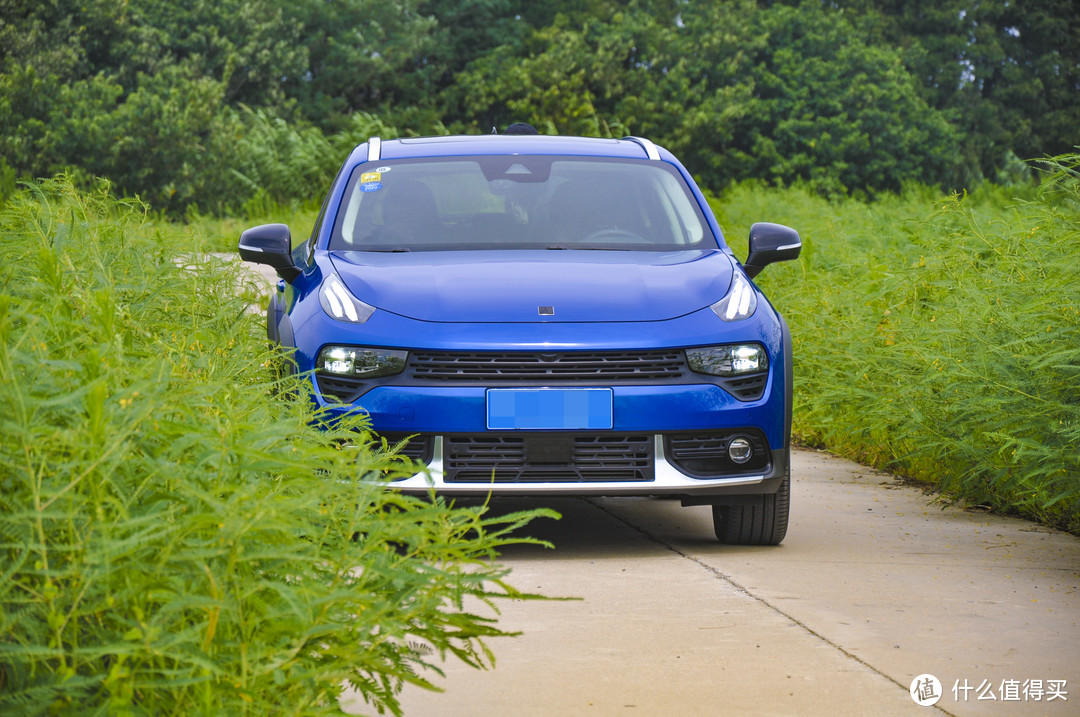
180,201,321,255
714,155,1080,532
0,177,554,715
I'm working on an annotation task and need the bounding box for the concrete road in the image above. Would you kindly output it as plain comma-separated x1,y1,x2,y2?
343,448,1079,717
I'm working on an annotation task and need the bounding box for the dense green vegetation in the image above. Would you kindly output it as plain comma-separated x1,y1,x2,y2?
2,0,1077,214
0,178,554,715
715,154,1080,532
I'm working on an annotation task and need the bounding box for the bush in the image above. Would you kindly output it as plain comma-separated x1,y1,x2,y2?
0,177,554,715
715,154,1080,532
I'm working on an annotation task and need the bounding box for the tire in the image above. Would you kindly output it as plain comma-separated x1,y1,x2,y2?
712,463,790,545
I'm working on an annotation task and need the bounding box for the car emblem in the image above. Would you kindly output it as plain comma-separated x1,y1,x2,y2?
538,306,555,316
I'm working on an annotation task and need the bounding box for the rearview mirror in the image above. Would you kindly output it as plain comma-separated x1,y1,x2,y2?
238,223,301,282
743,222,801,279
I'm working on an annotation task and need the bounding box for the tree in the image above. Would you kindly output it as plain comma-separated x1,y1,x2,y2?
733,1,963,194
450,0,962,194
276,0,439,128
775,0,1080,181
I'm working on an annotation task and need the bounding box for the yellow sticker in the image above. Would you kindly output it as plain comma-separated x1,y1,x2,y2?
360,171,381,183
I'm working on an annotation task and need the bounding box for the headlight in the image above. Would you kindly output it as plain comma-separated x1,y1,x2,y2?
710,271,757,321
317,346,407,377
685,344,768,376
319,272,375,323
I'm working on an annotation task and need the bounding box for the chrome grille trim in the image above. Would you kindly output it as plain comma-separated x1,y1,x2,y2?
410,350,686,382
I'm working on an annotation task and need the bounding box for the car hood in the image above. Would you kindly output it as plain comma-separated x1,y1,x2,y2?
329,249,734,323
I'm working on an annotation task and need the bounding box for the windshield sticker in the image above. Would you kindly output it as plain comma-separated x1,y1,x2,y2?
360,181,383,193
360,171,381,183
375,166,392,173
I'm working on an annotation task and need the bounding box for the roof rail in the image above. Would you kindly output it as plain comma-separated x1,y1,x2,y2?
622,136,660,160
367,137,382,162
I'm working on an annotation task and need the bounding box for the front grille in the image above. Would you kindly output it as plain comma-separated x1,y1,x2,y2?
374,432,435,464
443,433,654,483
665,431,771,476
411,350,685,382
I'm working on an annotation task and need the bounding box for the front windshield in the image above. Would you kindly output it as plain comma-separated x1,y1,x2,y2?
329,155,714,252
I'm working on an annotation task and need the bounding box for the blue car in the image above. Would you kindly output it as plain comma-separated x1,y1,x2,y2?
239,134,800,545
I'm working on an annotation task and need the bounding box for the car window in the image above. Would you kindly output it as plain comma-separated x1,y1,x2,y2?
330,156,712,251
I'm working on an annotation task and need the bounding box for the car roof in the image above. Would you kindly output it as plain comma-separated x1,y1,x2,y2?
346,134,667,166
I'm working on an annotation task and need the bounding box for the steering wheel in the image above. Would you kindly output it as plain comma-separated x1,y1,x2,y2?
365,227,410,246
581,228,649,244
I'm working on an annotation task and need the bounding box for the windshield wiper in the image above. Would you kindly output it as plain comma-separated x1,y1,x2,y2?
545,245,630,251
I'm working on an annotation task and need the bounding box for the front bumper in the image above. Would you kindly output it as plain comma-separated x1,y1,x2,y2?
313,371,789,501
387,435,788,499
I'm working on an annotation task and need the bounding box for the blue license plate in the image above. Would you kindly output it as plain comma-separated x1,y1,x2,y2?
486,388,613,430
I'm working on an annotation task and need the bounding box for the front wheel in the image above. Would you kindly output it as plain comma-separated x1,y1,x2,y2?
712,464,789,545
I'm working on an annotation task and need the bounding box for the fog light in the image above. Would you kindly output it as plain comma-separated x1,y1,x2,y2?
728,437,754,464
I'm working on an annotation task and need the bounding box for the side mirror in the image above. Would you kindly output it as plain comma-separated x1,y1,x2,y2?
743,222,801,279
238,223,301,282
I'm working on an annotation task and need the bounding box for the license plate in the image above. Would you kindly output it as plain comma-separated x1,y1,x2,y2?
486,388,613,430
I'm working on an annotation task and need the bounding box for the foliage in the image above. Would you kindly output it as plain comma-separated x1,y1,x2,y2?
457,1,964,194
798,0,1080,184
0,177,556,715
2,0,1077,214
715,153,1080,532
731,1,963,195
